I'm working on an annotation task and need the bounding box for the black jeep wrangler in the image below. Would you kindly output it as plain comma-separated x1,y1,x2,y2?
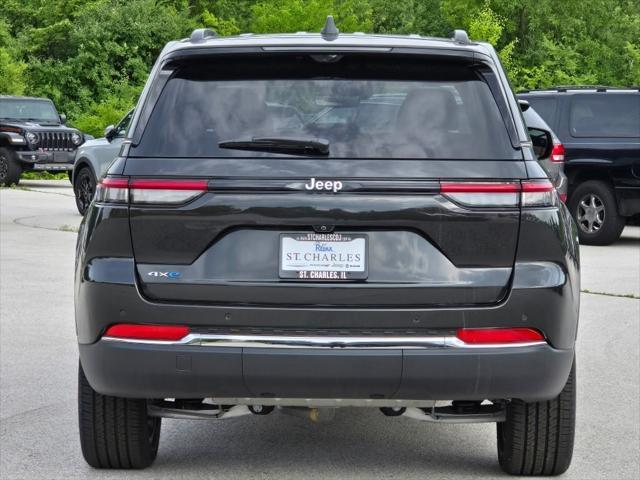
0,95,85,186
76,20,579,475
518,87,640,245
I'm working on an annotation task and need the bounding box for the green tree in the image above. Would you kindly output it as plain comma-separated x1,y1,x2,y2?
0,19,26,95
250,0,373,33
22,0,195,118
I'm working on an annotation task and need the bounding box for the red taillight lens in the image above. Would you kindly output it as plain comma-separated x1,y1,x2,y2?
550,143,565,163
129,178,208,204
440,181,557,208
129,179,209,191
440,182,521,207
456,327,545,345
104,324,190,341
521,179,556,207
96,177,208,205
96,177,129,204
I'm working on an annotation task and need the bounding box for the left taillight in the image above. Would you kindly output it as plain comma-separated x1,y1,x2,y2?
95,177,129,204
96,177,209,205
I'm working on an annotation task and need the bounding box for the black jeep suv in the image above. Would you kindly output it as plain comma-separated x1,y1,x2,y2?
76,22,580,475
0,95,85,185
518,87,640,245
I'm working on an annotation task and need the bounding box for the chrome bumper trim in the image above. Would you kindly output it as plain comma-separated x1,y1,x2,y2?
208,397,437,408
102,333,546,349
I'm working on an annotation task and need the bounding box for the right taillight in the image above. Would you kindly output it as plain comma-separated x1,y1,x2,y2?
550,143,565,163
521,179,556,207
441,180,557,208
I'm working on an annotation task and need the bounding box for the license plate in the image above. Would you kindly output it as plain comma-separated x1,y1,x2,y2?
33,163,73,170
279,233,368,281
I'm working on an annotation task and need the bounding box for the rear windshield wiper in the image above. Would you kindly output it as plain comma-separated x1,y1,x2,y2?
218,136,330,156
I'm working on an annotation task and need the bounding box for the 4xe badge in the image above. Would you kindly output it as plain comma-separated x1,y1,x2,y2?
147,271,181,279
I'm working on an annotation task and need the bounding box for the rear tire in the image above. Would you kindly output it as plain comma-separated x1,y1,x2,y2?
74,167,96,215
0,147,22,186
569,180,625,245
497,358,576,476
78,363,161,469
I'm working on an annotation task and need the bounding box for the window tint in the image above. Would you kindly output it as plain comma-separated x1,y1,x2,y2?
570,94,640,138
525,97,558,128
133,60,519,160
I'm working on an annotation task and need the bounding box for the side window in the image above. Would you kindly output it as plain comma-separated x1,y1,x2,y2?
569,94,640,138
115,111,134,138
525,97,558,129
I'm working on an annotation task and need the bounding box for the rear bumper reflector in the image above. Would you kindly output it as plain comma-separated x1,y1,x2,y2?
102,325,547,349
104,324,190,341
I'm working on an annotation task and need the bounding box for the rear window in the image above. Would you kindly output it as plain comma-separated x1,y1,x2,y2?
524,97,558,129
133,56,519,159
570,93,640,138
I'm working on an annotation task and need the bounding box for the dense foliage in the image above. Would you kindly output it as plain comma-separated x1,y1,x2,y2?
1,0,639,136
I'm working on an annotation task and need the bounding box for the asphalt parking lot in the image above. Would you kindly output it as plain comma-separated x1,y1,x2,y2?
1,180,639,480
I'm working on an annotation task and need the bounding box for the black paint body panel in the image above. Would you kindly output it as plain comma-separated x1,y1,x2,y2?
76,46,580,403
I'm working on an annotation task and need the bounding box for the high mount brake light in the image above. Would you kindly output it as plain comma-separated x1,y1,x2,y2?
104,324,190,341
440,180,557,208
96,178,208,205
456,327,545,345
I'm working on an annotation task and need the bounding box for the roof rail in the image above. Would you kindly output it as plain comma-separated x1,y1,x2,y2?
321,15,339,41
190,28,217,43
519,85,640,94
452,29,470,45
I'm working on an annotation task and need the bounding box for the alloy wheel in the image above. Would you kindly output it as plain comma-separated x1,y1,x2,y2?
576,193,605,233
76,172,95,211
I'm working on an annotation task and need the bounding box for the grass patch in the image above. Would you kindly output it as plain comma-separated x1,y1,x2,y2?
581,289,639,299
21,171,69,180
58,224,79,233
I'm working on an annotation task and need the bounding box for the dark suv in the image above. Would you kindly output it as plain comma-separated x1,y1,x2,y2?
76,22,579,475
518,87,640,245
0,95,85,185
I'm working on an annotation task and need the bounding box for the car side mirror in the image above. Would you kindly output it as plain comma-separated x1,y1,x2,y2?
518,99,530,112
59,113,67,124
104,125,116,141
528,127,554,160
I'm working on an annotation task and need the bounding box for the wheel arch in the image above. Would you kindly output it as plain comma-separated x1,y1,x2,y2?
73,158,97,185
566,164,615,201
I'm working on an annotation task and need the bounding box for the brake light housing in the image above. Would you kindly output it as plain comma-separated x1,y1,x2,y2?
440,180,557,208
550,143,565,163
95,177,129,204
96,177,208,205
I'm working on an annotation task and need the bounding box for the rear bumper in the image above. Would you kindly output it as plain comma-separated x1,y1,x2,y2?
79,338,574,402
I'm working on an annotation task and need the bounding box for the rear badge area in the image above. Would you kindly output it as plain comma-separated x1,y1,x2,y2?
279,232,368,281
